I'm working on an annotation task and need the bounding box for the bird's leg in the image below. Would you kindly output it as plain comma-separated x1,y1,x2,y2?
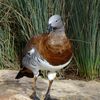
44,72,56,100
30,75,40,100
31,76,37,97
44,80,53,100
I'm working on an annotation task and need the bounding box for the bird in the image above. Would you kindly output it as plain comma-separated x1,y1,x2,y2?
15,15,73,100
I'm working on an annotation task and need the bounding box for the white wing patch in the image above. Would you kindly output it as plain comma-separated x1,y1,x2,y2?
28,48,35,55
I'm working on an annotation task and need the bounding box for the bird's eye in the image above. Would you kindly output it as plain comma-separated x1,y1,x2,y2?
56,20,57,22
27,52,30,55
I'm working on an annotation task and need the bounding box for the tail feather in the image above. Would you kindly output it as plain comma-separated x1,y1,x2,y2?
15,67,34,79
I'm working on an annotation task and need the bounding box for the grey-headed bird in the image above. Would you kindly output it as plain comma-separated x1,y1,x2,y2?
16,15,73,100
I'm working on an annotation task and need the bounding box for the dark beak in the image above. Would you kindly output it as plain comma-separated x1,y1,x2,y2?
48,24,53,33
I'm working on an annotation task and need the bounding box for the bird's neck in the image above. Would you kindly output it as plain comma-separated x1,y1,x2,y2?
50,26,66,37
54,26,65,33
48,27,68,46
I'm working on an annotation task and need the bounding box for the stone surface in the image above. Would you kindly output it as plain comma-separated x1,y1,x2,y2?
0,70,100,100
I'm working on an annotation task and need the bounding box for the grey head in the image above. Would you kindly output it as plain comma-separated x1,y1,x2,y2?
48,15,64,33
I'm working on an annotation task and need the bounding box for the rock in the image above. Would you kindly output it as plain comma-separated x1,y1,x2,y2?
10,94,31,100
0,70,100,100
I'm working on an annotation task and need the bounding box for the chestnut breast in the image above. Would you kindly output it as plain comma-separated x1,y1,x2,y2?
23,32,73,66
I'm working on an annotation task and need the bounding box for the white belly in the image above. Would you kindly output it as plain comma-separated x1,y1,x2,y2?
38,56,73,71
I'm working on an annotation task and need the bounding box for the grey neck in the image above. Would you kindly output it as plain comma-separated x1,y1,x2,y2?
54,26,65,33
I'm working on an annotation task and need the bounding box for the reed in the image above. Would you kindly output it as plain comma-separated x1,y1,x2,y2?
67,0,100,79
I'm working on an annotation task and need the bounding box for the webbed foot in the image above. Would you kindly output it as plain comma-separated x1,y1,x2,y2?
30,93,40,100
44,94,52,100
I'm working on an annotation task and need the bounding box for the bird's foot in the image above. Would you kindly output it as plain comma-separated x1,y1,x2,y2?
44,94,52,100
44,94,58,100
30,93,40,100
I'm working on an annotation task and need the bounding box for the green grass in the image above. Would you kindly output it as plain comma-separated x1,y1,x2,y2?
0,0,100,79
67,0,100,79
0,2,19,69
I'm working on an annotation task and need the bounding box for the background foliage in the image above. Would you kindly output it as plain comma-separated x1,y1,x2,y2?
0,0,100,79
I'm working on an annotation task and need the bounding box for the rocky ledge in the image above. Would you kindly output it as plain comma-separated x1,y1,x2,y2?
0,70,100,100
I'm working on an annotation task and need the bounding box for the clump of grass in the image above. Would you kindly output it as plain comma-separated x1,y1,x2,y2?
68,0,100,79
0,27,19,69
0,1,19,69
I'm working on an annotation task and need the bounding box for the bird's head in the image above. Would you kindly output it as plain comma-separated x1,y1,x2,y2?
48,15,64,33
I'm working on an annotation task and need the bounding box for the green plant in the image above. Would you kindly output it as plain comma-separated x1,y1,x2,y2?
0,1,19,69
68,0,100,79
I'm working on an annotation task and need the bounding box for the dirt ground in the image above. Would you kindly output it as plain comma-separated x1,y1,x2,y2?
0,70,100,100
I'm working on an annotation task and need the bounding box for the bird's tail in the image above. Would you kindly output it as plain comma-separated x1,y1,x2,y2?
15,67,34,79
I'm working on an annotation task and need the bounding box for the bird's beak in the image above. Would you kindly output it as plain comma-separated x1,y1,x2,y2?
48,24,53,33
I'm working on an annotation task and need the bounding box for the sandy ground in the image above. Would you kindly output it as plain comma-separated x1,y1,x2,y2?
0,70,100,100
